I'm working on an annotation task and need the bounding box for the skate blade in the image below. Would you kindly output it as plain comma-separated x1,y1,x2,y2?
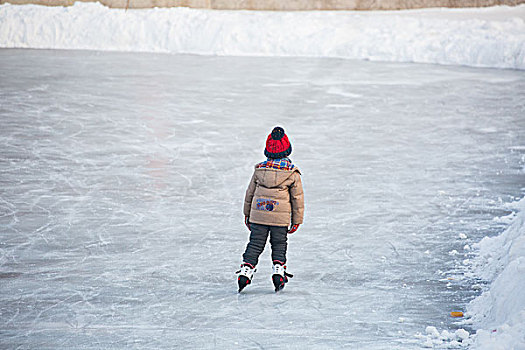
238,275,250,293
272,274,285,292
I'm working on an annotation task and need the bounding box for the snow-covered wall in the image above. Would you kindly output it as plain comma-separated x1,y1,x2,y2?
0,2,525,70
1,0,524,10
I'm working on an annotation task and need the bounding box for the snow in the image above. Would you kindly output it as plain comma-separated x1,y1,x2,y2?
417,199,525,350
426,325,441,338
467,198,525,350
0,2,524,69
418,327,472,347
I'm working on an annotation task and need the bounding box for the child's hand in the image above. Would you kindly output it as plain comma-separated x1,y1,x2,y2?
288,224,300,234
244,216,251,231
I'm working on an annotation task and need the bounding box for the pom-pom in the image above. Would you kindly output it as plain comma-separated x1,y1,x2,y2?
271,127,285,140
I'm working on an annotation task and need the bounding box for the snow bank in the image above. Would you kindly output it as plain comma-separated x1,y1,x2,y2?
1,2,525,69
468,197,525,349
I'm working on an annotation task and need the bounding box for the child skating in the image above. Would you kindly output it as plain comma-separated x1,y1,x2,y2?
237,126,304,292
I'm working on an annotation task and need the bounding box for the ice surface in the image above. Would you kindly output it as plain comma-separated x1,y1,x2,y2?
0,49,524,349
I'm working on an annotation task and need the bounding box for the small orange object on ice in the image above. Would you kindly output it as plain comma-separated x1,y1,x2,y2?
450,311,464,317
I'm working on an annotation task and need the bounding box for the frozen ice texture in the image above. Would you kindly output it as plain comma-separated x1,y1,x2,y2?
0,49,524,349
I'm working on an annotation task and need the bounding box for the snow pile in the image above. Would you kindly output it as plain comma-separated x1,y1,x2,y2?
0,2,524,69
415,326,472,348
468,197,525,349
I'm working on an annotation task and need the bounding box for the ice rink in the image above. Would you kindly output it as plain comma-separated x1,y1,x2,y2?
1,49,524,349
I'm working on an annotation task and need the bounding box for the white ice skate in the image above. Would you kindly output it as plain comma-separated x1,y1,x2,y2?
236,263,256,292
272,260,293,292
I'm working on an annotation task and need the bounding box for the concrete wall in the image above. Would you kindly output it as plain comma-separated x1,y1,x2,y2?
2,0,524,10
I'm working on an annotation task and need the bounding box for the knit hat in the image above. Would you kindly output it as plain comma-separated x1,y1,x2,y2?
264,126,292,159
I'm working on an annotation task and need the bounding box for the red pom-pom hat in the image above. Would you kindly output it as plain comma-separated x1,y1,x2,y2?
264,127,292,159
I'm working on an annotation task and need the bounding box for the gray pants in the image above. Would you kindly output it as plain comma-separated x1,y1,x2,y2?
242,223,288,267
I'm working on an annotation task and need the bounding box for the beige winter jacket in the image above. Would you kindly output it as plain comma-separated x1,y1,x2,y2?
243,164,304,227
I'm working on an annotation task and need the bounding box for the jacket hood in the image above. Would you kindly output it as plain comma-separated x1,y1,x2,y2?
254,167,300,188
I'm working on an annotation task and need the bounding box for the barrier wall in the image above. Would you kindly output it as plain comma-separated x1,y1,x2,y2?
1,0,523,9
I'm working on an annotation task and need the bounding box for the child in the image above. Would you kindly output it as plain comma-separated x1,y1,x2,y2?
237,126,304,292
